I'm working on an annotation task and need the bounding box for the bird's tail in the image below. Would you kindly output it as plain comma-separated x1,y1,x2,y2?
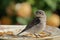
17,29,27,36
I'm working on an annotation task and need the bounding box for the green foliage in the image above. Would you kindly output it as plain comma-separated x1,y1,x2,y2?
27,0,35,5
0,0,60,24
0,0,60,11
45,10,52,18
1,0,14,9
44,0,57,11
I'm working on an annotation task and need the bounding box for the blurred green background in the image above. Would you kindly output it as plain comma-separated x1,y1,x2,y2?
0,0,60,27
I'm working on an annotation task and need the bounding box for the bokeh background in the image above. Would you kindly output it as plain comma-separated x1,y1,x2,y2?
0,0,60,28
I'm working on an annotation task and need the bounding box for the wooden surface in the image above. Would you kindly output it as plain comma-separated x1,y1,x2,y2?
0,36,60,40
0,25,60,40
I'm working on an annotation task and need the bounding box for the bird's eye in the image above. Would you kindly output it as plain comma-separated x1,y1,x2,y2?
39,12,41,14
36,11,41,14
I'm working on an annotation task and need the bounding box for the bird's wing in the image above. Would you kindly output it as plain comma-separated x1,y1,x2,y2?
17,17,40,35
25,17,40,30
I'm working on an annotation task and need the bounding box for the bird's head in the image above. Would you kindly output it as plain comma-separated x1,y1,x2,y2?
35,10,46,18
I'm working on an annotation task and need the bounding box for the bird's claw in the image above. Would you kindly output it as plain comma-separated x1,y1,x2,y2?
34,33,41,38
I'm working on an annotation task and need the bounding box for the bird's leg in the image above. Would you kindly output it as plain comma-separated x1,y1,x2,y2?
34,33,41,38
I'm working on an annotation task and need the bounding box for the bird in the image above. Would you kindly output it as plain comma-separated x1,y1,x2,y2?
17,10,46,37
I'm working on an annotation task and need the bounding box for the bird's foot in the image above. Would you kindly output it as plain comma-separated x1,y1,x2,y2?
34,33,41,38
